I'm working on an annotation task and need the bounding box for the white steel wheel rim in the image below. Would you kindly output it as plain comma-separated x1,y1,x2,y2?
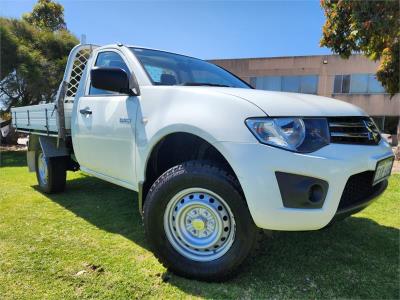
164,188,236,262
38,153,48,185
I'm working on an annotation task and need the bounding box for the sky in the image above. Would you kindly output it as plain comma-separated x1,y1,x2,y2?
1,0,331,60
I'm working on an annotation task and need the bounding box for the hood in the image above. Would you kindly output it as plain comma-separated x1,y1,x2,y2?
208,87,366,117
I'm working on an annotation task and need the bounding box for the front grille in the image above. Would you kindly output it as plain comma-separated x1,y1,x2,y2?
338,171,383,210
328,117,381,145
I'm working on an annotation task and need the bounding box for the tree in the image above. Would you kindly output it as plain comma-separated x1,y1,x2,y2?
0,0,78,113
22,0,66,31
320,0,399,96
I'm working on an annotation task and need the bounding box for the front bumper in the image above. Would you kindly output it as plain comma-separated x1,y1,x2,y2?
330,178,388,223
216,140,393,231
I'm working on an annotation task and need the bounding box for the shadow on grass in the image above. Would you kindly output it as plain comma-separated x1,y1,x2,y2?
2,147,394,298
0,151,27,167
37,174,399,298
34,174,149,250
169,217,399,298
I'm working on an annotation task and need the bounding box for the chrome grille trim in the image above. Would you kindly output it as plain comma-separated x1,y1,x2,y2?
329,122,365,128
328,117,381,145
330,132,370,138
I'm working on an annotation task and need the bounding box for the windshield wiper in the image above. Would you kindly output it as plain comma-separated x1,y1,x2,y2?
179,82,231,87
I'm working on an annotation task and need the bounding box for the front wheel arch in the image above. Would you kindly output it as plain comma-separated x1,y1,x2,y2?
140,132,243,213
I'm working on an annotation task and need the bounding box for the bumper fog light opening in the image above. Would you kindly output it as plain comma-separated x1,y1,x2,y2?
308,184,324,204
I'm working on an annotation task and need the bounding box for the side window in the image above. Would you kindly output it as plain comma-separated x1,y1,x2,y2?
89,51,130,95
144,65,178,85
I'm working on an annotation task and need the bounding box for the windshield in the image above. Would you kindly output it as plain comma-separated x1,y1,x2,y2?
130,47,250,88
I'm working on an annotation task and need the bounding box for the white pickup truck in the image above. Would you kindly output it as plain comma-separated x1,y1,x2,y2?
12,44,394,281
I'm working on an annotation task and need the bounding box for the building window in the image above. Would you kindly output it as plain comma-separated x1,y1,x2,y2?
367,74,385,93
250,75,318,94
350,74,368,93
301,75,319,94
333,75,350,93
282,76,299,93
333,73,385,94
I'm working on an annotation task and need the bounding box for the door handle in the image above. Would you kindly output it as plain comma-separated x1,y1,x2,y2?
79,107,92,115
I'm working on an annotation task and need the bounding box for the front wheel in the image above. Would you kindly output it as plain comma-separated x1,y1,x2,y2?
35,150,67,193
144,161,258,281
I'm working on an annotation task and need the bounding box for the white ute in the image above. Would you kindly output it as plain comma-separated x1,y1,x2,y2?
11,44,395,281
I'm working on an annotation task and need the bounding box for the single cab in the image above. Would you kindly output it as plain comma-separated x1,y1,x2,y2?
11,44,395,281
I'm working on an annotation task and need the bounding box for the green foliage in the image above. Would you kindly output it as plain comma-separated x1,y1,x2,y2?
22,0,66,31
0,24,18,80
320,0,400,96
0,0,78,112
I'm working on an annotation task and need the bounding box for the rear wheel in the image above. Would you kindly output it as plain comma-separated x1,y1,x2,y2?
144,161,258,281
35,150,67,193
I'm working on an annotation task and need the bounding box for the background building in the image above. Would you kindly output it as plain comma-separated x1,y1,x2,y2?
210,54,399,142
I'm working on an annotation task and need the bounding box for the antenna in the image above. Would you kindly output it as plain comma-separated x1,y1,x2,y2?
80,34,87,44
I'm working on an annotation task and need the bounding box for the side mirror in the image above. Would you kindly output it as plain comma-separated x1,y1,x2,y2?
90,67,140,96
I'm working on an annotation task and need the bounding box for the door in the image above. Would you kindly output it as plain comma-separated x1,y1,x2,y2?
73,50,138,187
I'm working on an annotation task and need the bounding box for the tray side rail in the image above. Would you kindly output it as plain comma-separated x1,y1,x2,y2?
12,103,58,136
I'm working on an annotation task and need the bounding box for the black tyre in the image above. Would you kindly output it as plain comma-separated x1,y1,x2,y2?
35,150,67,193
144,161,258,281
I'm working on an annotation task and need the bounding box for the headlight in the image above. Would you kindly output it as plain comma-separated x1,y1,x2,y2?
245,117,330,153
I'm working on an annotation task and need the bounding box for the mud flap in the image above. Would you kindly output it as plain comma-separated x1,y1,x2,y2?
26,135,69,172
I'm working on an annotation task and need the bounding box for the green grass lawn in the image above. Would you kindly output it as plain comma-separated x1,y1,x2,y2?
0,151,399,299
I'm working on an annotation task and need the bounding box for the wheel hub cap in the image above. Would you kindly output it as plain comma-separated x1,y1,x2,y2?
164,188,236,262
191,218,205,231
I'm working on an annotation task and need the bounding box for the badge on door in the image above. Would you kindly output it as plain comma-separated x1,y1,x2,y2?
119,118,131,124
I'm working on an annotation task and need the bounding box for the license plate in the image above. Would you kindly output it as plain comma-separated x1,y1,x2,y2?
373,156,394,185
